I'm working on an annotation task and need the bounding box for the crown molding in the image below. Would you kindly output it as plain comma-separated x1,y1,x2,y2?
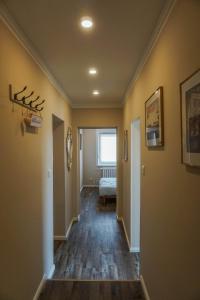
122,0,177,106
71,102,123,109
0,1,72,106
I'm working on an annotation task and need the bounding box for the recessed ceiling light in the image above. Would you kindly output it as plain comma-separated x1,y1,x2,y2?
93,90,100,95
80,16,93,29
89,68,97,75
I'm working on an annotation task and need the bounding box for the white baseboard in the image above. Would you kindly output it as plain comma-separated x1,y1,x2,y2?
140,275,151,300
33,275,47,300
32,263,55,299
116,215,122,221
129,246,140,253
54,216,77,242
47,264,55,279
73,214,80,222
65,218,74,239
120,218,131,250
119,217,140,253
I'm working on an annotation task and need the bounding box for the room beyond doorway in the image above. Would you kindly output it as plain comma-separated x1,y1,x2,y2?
79,128,118,214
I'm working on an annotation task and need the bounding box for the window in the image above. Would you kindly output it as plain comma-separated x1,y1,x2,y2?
97,132,116,166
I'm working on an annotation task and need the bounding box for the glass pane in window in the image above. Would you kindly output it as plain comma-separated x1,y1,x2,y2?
100,134,116,163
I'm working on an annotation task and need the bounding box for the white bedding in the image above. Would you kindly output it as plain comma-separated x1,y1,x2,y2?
99,177,116,196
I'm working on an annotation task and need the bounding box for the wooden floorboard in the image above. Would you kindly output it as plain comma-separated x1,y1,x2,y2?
38,280,145,300
53,187,140,280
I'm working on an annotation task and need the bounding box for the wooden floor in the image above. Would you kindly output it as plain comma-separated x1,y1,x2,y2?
53,187,140,280
38,280,145,300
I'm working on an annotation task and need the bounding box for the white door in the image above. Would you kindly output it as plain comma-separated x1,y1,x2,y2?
131,118,141,252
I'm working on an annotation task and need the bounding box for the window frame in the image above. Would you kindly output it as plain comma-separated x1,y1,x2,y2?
96,132,117,166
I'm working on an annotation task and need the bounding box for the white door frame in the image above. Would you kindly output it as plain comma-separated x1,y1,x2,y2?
76,127,120,218
130,118,141,252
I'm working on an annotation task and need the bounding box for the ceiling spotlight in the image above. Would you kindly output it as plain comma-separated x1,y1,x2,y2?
93,90,100,95
80,16,93,29
89,68,97,75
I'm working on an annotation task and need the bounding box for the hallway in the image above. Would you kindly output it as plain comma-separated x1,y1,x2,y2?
53,188,139,280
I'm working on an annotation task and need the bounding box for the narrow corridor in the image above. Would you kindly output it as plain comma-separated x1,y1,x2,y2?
53,188,140,280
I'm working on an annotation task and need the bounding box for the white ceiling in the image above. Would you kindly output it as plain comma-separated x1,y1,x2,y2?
1,0,171,108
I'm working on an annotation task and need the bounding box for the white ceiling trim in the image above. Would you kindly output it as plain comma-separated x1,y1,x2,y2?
122,0,177,106
0,1,72,106
72,102,123,109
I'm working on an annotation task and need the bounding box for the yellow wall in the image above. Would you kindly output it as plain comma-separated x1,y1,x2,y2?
0,19,72,300
122,1,200,299
72,108,123,217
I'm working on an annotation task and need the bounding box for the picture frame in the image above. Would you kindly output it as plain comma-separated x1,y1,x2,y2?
180,69,200,167
66,127,73,171
80,132,83,150
124,130,128,161
145,87,164,147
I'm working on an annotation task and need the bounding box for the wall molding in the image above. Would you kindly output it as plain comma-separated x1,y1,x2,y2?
119,218,140,253
72,102,123,109
122,0,177,105
140,275,151,300
120,218,131,250
0,2,71,106
73,214,80,222
129,246,140,253
65,218,74,239
32,274,47,300
33,216,75,299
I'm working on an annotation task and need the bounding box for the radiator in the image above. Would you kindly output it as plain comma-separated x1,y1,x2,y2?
101,167,116,178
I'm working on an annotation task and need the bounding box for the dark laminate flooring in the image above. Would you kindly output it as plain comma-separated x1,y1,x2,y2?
53,187,140,280
38,280,145,300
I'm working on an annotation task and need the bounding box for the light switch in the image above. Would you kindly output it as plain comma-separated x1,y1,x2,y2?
48,169,52,178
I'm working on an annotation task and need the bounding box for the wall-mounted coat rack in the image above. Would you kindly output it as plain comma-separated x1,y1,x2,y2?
9,84,45,112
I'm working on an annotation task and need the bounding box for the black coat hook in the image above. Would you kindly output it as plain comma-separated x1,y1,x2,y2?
34,99,45,111
29,96,40,108
22,91,34,104
9,84,45,113
36,107,44,112
14,86,27,101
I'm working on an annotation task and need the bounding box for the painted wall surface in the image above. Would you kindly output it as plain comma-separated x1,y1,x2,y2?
82,129,97,186
72,108,123,217
0,19,72,300
53,117,65,237
122,1,200,299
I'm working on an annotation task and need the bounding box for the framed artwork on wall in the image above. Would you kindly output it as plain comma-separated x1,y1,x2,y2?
124,129,128,161
145,87,164,147
80,132,83,150
180,69,200,167
66,127,73,171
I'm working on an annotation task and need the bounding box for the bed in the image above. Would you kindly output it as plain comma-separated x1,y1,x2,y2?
99,177,116,204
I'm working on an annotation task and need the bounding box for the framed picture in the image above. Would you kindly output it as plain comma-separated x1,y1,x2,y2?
66,127,73,171
80,132,83,150
180,69,200,167
145,87,164,147
124,130,128,161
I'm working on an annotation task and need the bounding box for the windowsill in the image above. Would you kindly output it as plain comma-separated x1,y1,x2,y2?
97,164,116,167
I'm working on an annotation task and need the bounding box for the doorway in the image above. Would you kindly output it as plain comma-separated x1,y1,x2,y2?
78,128,118,215
52,115,65,252
131,118,141,253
